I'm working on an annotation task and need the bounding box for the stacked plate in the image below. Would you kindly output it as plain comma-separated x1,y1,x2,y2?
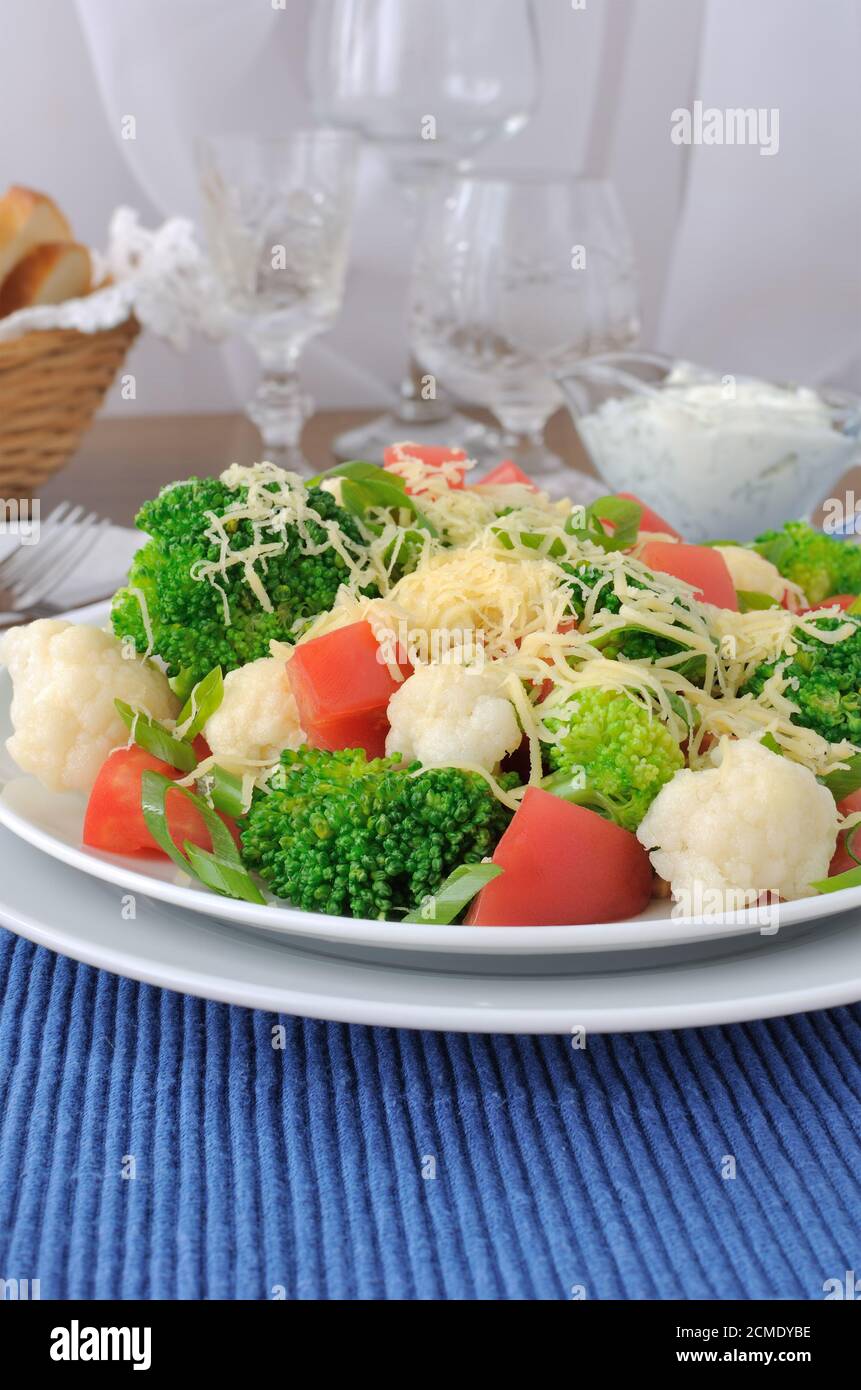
2,606,861,1033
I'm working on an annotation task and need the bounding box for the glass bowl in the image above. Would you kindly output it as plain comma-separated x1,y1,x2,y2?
558,351,861,541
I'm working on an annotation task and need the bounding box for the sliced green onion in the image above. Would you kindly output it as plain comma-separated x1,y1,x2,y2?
846,595,861,615
491,528,566,558
115,700,197,772
819,753,861,801
140,769,263,903
846,823,861,867
184,842,266,904
403,862,502,924
206,764,253,819
810,864,861,894
666,691,700,730
177,665,223,741
339,476,438,537
737,589,781,612
308,459,438,536
308,459,404,488
565,495,641,553
759,732,783,756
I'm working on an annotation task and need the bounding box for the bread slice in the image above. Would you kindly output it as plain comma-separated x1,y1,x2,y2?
0,242,91,316
0,186,72,287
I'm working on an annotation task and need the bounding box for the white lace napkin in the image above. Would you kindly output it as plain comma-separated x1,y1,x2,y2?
0,207,230,348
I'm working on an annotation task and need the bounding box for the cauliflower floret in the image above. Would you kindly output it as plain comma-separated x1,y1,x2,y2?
204,650,304,767
0,619,177,794
636,737,838,904
714,545,806,608
385,662,521,772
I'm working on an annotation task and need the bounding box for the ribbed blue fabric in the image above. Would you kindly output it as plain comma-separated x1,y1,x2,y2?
1,927,859,1300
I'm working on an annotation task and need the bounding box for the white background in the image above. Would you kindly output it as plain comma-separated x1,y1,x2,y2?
1,0,858,415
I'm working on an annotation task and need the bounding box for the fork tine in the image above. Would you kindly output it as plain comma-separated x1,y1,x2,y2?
9,511,94,603
4,506,86,591
14,514,108,608
0,501,72,585
42,516,113,607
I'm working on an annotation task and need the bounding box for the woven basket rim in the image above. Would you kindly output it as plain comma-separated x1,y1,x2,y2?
0,312,139,341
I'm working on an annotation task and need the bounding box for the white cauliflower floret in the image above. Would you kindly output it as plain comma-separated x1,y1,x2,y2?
0,619,177,794
714,545,806,608
204,650,304,767
385,662,521,772
636,737,838,905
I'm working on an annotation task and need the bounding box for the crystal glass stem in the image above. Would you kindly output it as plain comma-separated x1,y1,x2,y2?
245,327,312,470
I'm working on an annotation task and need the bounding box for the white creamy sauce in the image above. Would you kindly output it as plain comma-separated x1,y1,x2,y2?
577,363,854,540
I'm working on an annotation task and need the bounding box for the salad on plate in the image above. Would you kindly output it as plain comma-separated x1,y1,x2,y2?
3,443,861,929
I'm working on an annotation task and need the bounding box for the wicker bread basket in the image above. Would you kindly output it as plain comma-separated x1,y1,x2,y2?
0,315,139,493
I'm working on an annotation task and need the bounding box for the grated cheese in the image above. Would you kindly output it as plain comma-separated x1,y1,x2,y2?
188,462,376,624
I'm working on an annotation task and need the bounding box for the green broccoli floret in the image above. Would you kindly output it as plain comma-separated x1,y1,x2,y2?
563,561,710,683
110,475,372,682
544,687,685,831
752,520,861,606
240,747,514,919
743,613,861,744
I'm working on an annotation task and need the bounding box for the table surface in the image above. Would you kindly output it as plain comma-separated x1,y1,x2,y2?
37,407,596,528
4,406,860,1301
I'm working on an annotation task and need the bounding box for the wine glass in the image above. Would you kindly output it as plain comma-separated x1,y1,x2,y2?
307,0,540,461
409,172,640,485
196,130,358,472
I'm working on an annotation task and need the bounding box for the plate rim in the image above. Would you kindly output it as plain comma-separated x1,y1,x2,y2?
2,602,861,957
2,782,856,956
3,828,861,1032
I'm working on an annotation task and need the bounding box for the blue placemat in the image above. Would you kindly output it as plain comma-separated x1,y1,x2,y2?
0,927,859,1301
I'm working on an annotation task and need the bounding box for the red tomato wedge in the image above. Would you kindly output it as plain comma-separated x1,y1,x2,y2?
828,789,861,877
383,443,467,490
639,540,738,610
615,492,682,540
800,594,858,615
288,620,410,759
478,460,538,491
83,746,238,858
466,787,653,926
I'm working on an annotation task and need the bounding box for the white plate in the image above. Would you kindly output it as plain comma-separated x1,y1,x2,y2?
0,525,141,613
2,604,860,958
2,816,861,1031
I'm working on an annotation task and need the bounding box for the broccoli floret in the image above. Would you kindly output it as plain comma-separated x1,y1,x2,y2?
111,475,372,682
743,613,861,745
752,521,861,606
563,561,710,682
240,747,514,919
544,687,685,831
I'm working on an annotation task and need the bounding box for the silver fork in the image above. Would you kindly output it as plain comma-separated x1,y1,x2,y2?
0,505,111,627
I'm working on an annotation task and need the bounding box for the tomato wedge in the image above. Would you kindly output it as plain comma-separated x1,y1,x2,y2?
639,540,738,610
466,787,653,926
615,492,682,540
478,460,538,491
828,789,861,877
800,594,858,615
289,620,410,759
83,746,238,858
383,443,467,490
